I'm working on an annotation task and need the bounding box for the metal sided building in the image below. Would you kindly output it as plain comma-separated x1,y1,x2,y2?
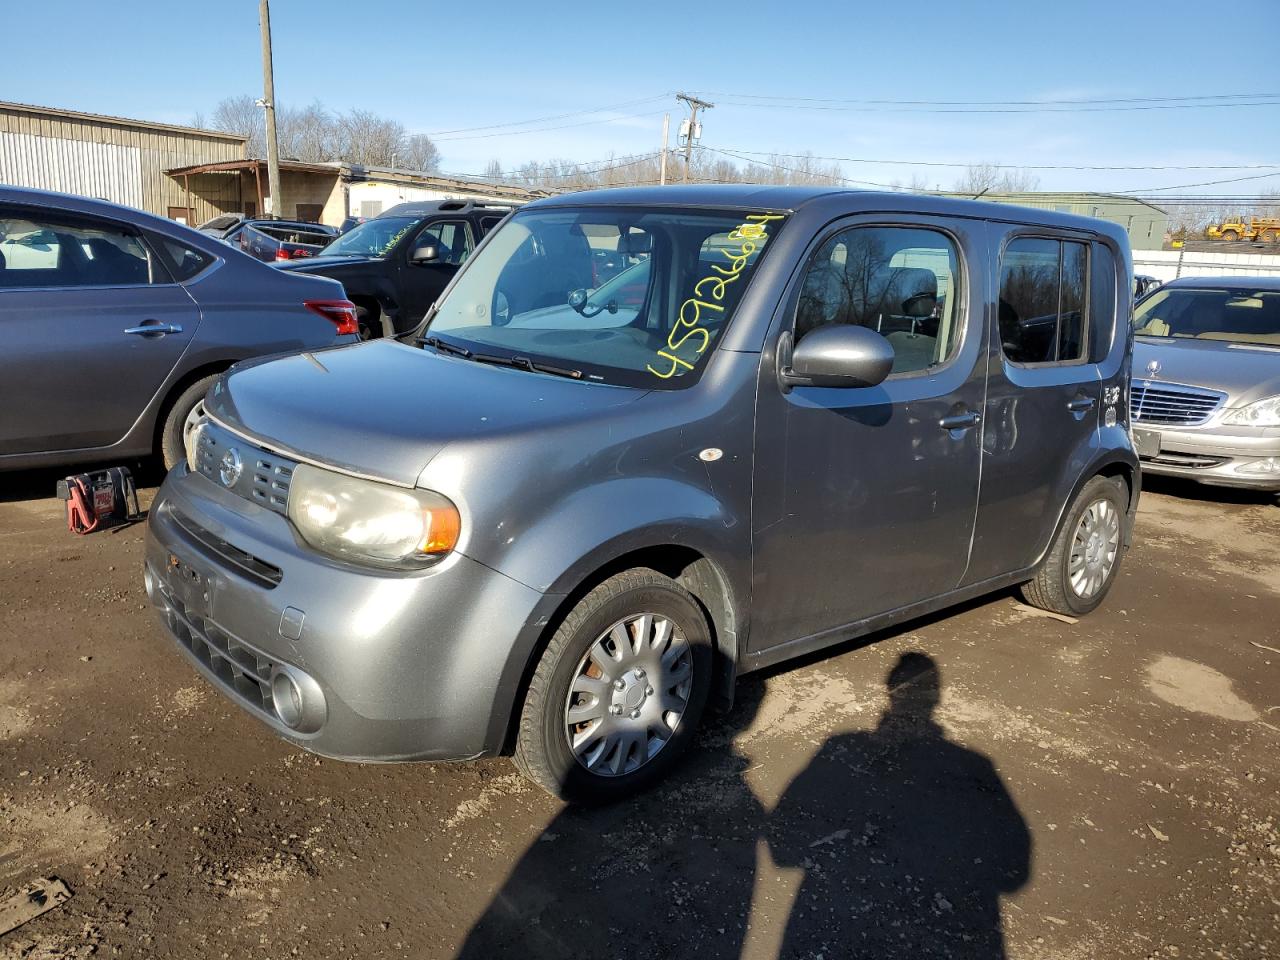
0,100,247,224
968,192,1170,251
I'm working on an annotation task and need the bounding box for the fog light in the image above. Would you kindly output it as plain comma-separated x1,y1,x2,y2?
1233,457,1280,476
268,665,326,733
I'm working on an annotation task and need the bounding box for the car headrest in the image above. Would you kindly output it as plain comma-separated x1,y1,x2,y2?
892,267,938,317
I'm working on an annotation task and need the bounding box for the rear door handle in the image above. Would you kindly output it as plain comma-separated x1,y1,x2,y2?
939,411,981,431
1067,397,1096,412
123,324,182,337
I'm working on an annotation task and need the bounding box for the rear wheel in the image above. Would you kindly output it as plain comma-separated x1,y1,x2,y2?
159,374,219,471
513,569,713,803
1021,475,1128,617
1260,229,1277,243
1220,229,1240,242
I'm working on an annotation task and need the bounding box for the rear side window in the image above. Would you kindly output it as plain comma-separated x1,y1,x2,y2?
1089,243,1117,362
158,239,213,281
480,215,505,234
0,213,161,289
998,237,1089,364
793,225,962,376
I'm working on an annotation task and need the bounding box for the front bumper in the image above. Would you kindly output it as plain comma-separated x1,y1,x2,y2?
144,466,554,762
1136,422,1280,490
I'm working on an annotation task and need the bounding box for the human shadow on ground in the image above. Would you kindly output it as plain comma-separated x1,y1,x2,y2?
457,651,1031,960
769,652,1031,959
455,678,768,960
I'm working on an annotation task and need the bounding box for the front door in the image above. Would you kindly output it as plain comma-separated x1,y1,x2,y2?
964,228,1102,583
399,219,474,327
0,206,200,456
749,218,987,656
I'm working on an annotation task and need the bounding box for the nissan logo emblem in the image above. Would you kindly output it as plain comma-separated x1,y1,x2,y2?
1145,359,1161,377
219,447,243,488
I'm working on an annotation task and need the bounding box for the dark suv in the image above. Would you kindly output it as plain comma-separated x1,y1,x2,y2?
277,200,514,339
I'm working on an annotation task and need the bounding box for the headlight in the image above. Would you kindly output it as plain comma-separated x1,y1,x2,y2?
287,463,460,566
1220,395,1280,427
185,417,209,472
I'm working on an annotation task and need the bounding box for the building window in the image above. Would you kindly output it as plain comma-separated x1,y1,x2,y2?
295,203,323,223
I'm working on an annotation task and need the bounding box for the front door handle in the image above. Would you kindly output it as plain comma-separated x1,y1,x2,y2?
939,411,981,431
1067,396,1096,412
123,323,183,337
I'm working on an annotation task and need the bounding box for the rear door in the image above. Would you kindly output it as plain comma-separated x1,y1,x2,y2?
964,227,1101,582
0,205,201,456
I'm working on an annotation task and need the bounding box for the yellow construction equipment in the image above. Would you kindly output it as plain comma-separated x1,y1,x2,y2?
1206,217,1280,242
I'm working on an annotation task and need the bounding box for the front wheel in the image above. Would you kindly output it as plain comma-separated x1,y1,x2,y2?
1021,475,1128,617
513,569,713,803
160,374,219,471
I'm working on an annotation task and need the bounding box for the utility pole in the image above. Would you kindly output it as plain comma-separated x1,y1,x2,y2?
659,113,670,186
675,92,713,184
258,0,282,219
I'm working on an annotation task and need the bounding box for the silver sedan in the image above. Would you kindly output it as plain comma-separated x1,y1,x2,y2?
1131,275,1280,492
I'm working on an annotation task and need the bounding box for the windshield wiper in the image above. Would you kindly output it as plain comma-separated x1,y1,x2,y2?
471,353,583,380
416,335,471,358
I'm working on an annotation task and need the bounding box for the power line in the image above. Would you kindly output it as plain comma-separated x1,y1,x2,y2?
705,97,1280,115
1122,171,1280,193
424,94,671,137
709,147,1280,173
430,109,670,142
693,91,1279,107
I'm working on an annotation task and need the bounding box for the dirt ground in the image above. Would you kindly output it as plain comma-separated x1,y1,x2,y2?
1,468,1277,959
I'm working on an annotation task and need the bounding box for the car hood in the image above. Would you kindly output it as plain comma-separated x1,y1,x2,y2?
205,340,647,486
1134,337,1280,406
274,254,374,272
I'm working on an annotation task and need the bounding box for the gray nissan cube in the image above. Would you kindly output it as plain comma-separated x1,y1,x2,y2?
145,186,1139,802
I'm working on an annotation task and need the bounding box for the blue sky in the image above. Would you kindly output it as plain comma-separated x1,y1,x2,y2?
5,0,1279,196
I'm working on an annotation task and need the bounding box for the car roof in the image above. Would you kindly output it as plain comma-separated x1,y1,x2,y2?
523,184,1129,240
1161,275,1280,291
378,199,517,219
243,219,334,230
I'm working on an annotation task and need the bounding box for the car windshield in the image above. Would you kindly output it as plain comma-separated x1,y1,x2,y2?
425,206,786,388
318,216,417,258
1134,286,1280,346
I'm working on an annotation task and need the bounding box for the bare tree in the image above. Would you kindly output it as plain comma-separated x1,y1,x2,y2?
402,134,442,173
953,163,1040,195
209,95,264,156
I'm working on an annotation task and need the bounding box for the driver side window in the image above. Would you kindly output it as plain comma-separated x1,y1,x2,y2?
794,225,962,376
417,220,473,266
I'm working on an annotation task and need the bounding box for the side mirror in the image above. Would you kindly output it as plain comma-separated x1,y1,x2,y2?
410,243,439,264
780,325,894,389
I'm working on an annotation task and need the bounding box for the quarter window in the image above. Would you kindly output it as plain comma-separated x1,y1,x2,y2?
794,225,962,376
998,237,1089,364
159,239,213,281
0,214,160,289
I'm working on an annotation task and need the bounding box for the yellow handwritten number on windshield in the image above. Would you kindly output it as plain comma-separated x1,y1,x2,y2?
647,214,783,379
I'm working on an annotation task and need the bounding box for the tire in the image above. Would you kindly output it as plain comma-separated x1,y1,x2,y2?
513,569,714,803
1220,230,1240,242
159,374,219,471
355,304,387,340
1261,230,1277,243
1021,475,1128,617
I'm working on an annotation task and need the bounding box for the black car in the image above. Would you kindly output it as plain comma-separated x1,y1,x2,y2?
277,200,514,339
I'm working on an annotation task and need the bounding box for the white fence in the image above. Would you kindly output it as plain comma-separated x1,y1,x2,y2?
1133,248,1280,283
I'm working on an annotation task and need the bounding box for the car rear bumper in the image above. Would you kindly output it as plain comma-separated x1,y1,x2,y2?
1135,423,1280,490
144,466,552,762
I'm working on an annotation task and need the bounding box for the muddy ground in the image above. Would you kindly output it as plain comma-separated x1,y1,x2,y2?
1,470,1277,959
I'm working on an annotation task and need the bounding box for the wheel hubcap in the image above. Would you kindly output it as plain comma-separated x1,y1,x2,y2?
1068,498,1121,599
564,613,692,777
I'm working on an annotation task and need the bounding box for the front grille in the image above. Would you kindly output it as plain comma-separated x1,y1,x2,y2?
152,574,277,719
193,421,295,517
1145,452,1231,469
1130,381,1226,426
168,507,282,588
